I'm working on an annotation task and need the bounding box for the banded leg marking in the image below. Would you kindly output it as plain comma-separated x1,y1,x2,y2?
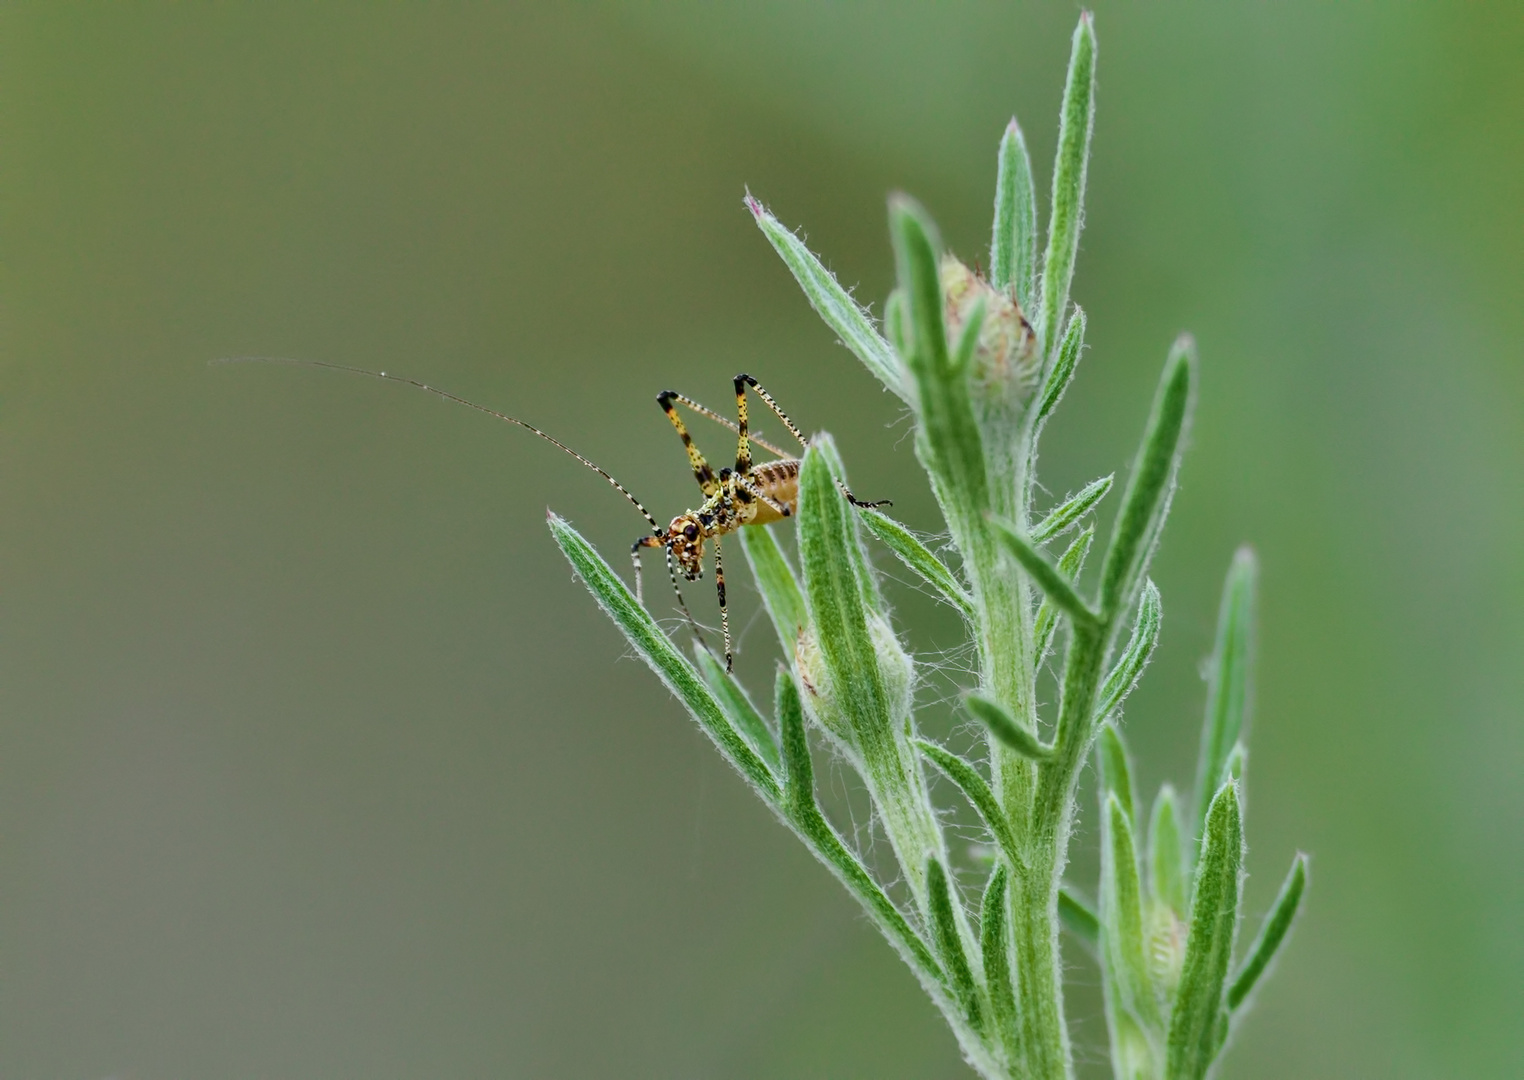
657,391,718,496
632,533,708,657
658,392,789,460
733,375,753,476
737,373,892,509
713,535,732,672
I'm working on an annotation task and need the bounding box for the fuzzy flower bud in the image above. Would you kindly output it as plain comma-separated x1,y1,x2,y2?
795,613,916,755
940,254,1039,401
793,622,851,748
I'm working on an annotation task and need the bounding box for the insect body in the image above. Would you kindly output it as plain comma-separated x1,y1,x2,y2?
226,359,886,670
636,375,888,668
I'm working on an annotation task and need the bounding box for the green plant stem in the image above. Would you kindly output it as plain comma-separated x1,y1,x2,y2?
888,194,1040,859
1022,619,1110,1078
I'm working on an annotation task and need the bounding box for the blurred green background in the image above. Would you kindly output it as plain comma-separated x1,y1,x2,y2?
2,3,1520,1076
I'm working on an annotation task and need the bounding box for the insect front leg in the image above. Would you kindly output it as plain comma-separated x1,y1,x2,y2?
634,532,713,661
657,391,719,496
631,534,664,605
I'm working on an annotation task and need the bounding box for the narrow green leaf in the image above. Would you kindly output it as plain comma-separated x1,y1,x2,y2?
556,514,950,1009
1228,853,1307,1010
695,645,781,773
979,863,1020,1062
859,508,975,620
1096,579,1163,722
1035,305,1085,429
1037,12,1097,356
1097,723,1135,825
775,669,946,991
1102,791,1160,1028
550,515,779,801
928,857,985,1032
889,195,990,536
797,442,891,746
1098,338,1195,620
965,693,1052,761
1149,784,1188,916
990,118,1039,310
915,739,1022,867
776,667,814,816
797,438,940,912
1059,886,1101,958
748,196,907,401
1167,781,1244,1079
817,436,888,617
1030,473,1113,544
990,515,1100,628
739,525,809,659
1034,526,1093,662
1193,547,1258,843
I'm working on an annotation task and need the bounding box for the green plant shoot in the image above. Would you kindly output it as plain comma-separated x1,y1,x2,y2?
550,14,1305,1078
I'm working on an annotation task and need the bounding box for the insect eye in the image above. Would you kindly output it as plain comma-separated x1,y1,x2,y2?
683,523,699,540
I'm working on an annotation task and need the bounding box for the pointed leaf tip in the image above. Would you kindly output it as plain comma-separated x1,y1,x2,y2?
1194,545,1258,845
1228,852,1308,1010
1037,8,1098,355
990,515,1100,628
966,693,1052,761
1149,784,1188,917
1097,340,1195,619
916,738,1023,867
992,116,1038,303
1097,723,1135,823
1095,579,1163,723
752,199,906,400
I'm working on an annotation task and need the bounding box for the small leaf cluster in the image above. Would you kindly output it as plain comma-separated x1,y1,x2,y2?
1089,551,1308,1080
550,13,1304,1079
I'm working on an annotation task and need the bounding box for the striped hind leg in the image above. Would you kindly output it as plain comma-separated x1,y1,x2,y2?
734,373,892,508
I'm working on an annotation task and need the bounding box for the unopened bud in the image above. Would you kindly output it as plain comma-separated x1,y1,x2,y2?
794,623,851,748
794,614,915,752
941,255,1039,399
1147,901,1187,997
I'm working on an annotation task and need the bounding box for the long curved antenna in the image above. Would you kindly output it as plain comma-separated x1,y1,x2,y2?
219,356,663,537
222,355,719,658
